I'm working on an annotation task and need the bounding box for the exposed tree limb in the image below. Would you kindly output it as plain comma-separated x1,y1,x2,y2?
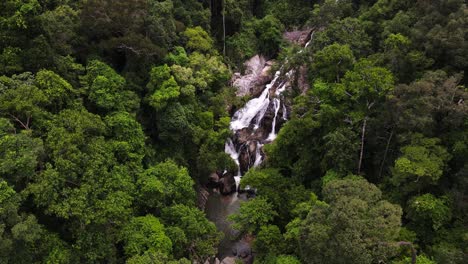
379,128,394,178
8,113,30,130
358,117,367,175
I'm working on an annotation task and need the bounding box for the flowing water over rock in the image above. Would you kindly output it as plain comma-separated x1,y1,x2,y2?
205,31,313,262
227,68,291,178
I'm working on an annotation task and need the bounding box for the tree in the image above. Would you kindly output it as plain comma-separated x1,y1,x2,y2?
321,127,359,174
35,69,77,112
255,15,284,57
0,73,48,130
313,17,372,56
183,26,214,53
298,177,402,263
137,160,196,212
83,60,139,113
381,33,433,82
0,119,43,189
393,255,437,264
161,204,222,261
240,169,310,224
407,194,451,231
149,76,180,110
312,43,355,83
105,111,146,163
391,134,450,196
228,197,277,235
0,180,72,264
254,225,285,259
120,215,172,257
342,59,394,174
27,108,136,262
40,5,79,56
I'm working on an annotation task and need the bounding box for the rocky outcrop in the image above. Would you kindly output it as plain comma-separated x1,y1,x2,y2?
283,29,314,46
197,186,210,211
232,55,275,97
231,240,254,264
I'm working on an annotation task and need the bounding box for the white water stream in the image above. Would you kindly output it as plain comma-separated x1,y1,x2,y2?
229,72,280,131
267,98,281,141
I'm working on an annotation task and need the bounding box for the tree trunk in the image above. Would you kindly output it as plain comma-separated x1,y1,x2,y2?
222,0,226,56
378,128,394,178
358,117,367,175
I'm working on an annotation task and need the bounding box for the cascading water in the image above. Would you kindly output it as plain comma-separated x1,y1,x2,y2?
225,69,289,190
267,98,281,141
229,72,280,131
205,30,314,261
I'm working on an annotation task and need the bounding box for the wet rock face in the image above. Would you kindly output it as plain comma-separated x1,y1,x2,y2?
219,172,237,195
283,29,314,46
237,141,263,175
231,55,275,97
207,173,221,189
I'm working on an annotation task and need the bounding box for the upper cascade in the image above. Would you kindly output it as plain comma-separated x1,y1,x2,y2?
219,29,314,193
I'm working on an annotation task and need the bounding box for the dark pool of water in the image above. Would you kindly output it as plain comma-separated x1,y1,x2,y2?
204,191,248,259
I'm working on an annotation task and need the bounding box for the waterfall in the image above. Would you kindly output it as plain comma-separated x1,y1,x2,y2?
230,72,280,131
282,103,288,120
253,142,264,168
224,31,314,192
225,138,241,177
267,98,281,141
225,70,285,191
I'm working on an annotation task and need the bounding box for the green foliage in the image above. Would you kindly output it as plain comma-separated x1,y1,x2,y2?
121,215,172,257
183,26,214,53
275,255,301,264
36,69,77,112
0,126,43,188
137,160,196,211
407,194,452,231
227,15,284,63
322,127,359,174
0,0,466,262
166,46,189,66
240,169,310,224
342,59,395,111
313,17,372,56
254,225,285,258
150,76,180,110
297,177,402,263
393,255,436,264
312,43,355,83
228,197,277,235
161,204,222,261
105,111,145,163
0,47,23,75
391,134,450,195
40,5,79,55
84,60,139,112
0,73,48,130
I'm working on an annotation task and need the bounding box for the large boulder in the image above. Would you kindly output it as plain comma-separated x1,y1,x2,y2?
238,141,257,175
220,257,236,264
219,172,237,195
232,55,274,97
207,172,220,188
